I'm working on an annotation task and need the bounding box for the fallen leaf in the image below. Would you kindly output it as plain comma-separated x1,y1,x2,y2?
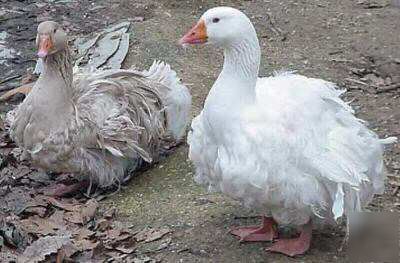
20,215,64,236
81,199,98,223
0,215,29,249
107,228,122,240
64,201,97,225
135,227,171,243
72,242,108,261
131,255,155,263
136,237,171,254
74,21,130,70
19,235,71,263
74,239,99,251
60,241,79,258
131,16,145,22
73,228,95,241
64,210,84,224
48,210,66,226
115,245,135,254
4,188,40,215
29,172,51,184
46,197,78,212
96,218,111,231
21,71,36,85
23,206,47,217
71,250,94,262
0,83,34,102
115,232,132,242
104,208,116,219
105,251,129,261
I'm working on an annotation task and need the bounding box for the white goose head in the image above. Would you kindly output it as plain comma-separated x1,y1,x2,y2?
180,7,261,89
180,7,257,47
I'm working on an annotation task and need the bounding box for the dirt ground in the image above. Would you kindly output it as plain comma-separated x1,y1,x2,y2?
1,0,400,262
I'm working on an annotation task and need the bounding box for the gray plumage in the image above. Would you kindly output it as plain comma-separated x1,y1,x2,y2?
7,21,191,187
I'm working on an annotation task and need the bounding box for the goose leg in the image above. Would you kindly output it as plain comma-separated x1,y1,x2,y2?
230,216,278,242
266,220,312,257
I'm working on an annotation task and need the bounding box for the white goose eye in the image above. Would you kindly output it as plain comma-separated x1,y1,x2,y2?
212,17,220,23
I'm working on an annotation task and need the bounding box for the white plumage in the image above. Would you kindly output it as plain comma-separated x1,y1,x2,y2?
186,7,396,230
190,72,395,226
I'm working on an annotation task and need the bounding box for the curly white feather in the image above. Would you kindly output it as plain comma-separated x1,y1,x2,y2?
142,60,192,140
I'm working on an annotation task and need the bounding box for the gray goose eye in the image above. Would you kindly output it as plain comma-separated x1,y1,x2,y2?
212,18,220,23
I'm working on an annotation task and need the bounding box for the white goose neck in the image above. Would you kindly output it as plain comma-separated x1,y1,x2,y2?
221,34,260,86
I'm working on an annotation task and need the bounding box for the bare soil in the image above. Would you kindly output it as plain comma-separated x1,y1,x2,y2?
1,0,399,262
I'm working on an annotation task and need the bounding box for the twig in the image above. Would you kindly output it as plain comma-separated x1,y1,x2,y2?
0,85,19,93
330,58,353,63
328,50,343,55
345,78,375,87
392,186,400,196
344,78,377,93
177,248,190,254
376,83,400,93
0,74,21,85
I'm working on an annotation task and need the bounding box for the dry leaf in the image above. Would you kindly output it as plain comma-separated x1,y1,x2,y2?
135,227,171,243
74,21,130,70
48,210,65,226
81,199,98,223
20,215,64,236
105,251,129,261
64,210,84,224
23,206,47,217
115,232,131,242
104,208,116,219
60,199,98,225
73,228,95,241
0,83,34,102
115,245,135,254
21,72,36,84
106,228,122,240
60,241,79,258
96,218,111,231
74,239,99,251
131,255,155,263
46,197,78,212
19,235,71,263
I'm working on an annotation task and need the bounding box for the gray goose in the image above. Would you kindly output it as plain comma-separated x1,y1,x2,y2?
7,21,191,194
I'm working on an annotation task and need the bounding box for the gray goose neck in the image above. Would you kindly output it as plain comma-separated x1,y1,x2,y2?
42,47,73,96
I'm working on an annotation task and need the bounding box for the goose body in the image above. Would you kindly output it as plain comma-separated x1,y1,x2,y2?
8,21,191,188
191,72,393,225
180,7,395,255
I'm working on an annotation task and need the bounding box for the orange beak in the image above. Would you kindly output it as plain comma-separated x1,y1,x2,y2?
179,20,208,45
37,35,53,58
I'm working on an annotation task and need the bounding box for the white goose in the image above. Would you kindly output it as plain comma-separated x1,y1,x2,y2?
180,7,396,256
